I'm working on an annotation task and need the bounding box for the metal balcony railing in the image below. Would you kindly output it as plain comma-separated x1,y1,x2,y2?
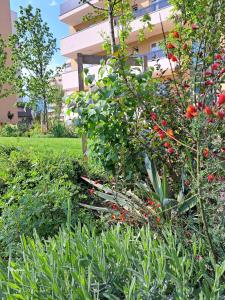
60,0,170,17
60,0,82,15
134,0,170,18
147,49,165,60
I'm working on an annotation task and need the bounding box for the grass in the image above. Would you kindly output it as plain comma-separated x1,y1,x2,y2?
0,137,82,156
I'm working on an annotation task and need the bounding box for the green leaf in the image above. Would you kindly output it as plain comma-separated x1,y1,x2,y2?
178,196,197,213
144,153,163,200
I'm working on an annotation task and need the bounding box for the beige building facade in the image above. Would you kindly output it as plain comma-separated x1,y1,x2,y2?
0,0,21,124
59,0,174,96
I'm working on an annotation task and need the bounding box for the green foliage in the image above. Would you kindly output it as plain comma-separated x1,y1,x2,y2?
0,146,89,252
0,225,224,299
9,5,57,127
50,122,78,138
72,57,158,176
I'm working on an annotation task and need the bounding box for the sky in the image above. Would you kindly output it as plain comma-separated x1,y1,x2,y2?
10,0,68,70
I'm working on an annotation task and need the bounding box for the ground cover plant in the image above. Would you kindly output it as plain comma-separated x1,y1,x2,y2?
0,145,92,255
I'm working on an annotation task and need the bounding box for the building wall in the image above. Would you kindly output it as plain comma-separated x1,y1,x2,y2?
0,0,19,125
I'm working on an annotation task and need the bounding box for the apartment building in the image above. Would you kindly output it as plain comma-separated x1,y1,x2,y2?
59,0,175,96
0,0,21,124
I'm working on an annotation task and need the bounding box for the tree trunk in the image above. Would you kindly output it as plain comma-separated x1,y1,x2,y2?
108,0,116,54
42,99,48,133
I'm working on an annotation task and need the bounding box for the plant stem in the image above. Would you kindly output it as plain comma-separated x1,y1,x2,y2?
196,141,217,266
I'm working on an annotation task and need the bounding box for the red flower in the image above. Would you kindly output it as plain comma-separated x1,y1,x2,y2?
186,105,198,118
143,213,148,218
185,112,194,119
218,93,225,106
153,124,160,131
171,55,178,62
215,54,222,60
150,112,157,121
159,131,166,140
216,110,224,120
111,214,116,220
161,120,167,127
148,200,155,206
164,142,170,148
203,148,209,158
205,80,214,86
187,105,197,114
221,148,225,153
212,63,220,71
167,129,174,138
207,174,215,182
156,217,161,223
166,43,175,49
192,24,199,30
204,106,213,115
173,31,180,38
205,71,212,77
167,147,174,154
157,204,161,208
167,53,173,59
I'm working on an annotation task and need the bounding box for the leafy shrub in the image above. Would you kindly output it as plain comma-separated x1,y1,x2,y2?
0,146,92,252
50,122,78,138
0,124,19,137
0,225,224,299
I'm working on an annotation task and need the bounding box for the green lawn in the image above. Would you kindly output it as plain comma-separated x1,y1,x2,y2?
0,137,82,156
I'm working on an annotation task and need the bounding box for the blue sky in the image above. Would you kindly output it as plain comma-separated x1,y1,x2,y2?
10,0,68,69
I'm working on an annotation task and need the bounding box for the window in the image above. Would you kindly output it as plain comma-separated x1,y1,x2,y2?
132,4,138,11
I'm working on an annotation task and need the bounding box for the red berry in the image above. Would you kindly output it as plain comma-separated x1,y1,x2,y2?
204,106,213,115
156,217,161,223
207,174,215,182
218,93,225,105
171,55,178,62
161,120,167,127
166,43,175,49
153,125,160,131
164,142,170,148
205,80,214,86
215,54,222,60
212,63,220,70
167,147,174,154
173,31,179,38
203,148,209,158
150,112,157,121
216,110,224,120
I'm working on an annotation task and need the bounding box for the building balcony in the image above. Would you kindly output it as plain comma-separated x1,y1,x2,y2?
62,50,173,93
61,1,172,58
62,70,79,92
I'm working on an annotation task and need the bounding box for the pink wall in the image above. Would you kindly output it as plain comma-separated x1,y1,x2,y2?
0,0,19,124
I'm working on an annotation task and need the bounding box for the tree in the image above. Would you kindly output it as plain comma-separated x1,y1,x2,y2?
51,85,64,123
9,5,57,131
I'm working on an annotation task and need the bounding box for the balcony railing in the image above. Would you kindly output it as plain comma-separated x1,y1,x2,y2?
147,49,165,60
134,0,170,18
60,0,170,17
60,0,82,15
